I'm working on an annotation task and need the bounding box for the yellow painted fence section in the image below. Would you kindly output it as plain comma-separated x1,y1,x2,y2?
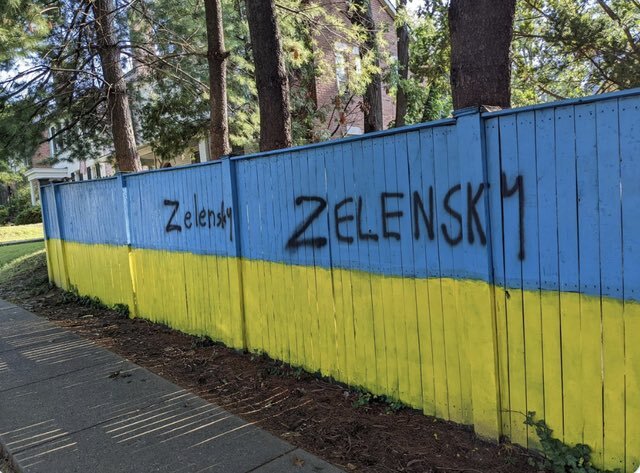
45,238,640,471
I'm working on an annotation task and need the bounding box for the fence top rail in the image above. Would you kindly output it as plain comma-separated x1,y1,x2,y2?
40,86,640,191
482,86,640,118
228,116,457,163
41,175,118,190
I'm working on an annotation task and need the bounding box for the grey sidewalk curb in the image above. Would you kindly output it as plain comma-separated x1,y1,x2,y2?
0,299,344,473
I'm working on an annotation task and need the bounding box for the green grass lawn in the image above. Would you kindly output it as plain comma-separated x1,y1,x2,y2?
0,223,44,243
0,241,45,268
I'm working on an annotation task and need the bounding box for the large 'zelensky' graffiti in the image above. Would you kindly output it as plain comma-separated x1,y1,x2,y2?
285,172,525,260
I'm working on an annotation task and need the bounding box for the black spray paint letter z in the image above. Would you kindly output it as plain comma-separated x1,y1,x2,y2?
164,199,182,233
286,196,328,249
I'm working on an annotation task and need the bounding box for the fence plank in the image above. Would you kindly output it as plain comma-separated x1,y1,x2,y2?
575,102,604,465
620,95,640,471
485,117,511,437
534,107,564,441
555,105,583,448
499,113,528,446
596,99,625,471
516,110,544,449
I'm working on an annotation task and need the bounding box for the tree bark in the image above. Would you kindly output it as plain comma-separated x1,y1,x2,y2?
92,0,141,172
350,0,384,133
448,0,516,110
204,0,231,159
394,0,409,127
245,0,292,151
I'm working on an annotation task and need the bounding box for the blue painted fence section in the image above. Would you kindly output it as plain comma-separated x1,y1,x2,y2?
40,185,58,240
41,177,126,245
124,162,236,255
41,89,640,302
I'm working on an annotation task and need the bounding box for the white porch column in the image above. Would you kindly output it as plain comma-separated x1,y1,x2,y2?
29,180,37,206
198,138,210,162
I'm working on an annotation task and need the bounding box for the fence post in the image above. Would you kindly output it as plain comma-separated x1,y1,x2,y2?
39,186,54,283
453,107,502,440
117,173,139,318
52,184,72,290
221,156,247,350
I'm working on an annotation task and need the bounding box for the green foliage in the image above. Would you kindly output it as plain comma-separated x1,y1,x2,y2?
351,388,406,413
2,0,637,169
0,185,40,225
512,0,640,106
389,0,452,125
138,0,364,153
63,286,130,317
0,0,51,63
112,303,130,318
14,205,41,225
192,335,216,348
0,100,47,167
524,412,619,473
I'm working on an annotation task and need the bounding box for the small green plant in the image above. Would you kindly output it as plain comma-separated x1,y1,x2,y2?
113,303,129,317
266,364,286,377
192,335,215,348
62,286,130,318
350,388,406,412
524,412,619,473
292,367,305,380
384,398,405,413
352,390,373,408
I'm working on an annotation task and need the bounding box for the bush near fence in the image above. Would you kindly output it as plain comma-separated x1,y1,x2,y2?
41,89,640,472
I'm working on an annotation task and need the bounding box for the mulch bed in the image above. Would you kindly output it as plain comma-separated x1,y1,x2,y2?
1,253,541,473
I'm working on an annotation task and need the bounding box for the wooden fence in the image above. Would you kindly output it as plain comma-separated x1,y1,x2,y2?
41,88,640,471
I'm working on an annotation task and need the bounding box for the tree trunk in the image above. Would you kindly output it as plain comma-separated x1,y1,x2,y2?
92,0,141,172
349,0,384,133
245,0,292,151
394,0,409,127
204,0,231,159
350,0,384,133
448,0,516,110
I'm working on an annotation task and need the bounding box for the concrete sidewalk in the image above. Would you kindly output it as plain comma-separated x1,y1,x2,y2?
0,299,342,473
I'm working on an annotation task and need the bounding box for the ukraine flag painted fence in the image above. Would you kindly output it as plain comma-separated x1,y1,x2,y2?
41,89,640,470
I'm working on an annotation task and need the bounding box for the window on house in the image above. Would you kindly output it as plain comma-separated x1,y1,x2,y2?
70,172,75,182
334,43,362,94
48,125,66,156
48,126,58,156
87,167,92,180
95,163,101,179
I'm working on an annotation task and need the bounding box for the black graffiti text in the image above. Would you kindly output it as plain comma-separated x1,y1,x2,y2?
164,194,233,241
285,174,524,259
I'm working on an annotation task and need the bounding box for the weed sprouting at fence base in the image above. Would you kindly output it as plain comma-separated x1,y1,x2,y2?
63,286,129,317
524,412,620,473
